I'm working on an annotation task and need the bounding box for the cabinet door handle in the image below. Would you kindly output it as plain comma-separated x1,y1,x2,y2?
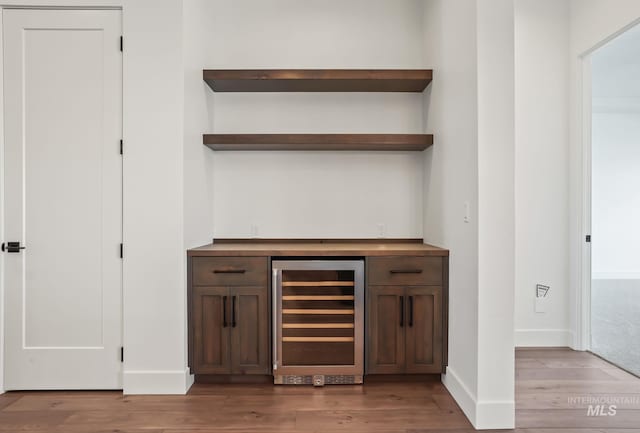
399,296,404,328
222,296,228,328
409,296,414,327
213,269,246,274
231,296,237,328
390,269,423,274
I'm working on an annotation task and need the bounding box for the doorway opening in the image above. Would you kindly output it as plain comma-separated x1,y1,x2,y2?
589,23,640,377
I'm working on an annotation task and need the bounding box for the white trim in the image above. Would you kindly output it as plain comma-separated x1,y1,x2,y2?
442,367,515,430
0,6,5,395
442,367,477,426
476,400,515,430
593,272,640,280
577,54,592,352
515,329,573,347
123,369,193,395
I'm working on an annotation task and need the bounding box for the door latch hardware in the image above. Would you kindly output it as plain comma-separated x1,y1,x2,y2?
1,242,25,253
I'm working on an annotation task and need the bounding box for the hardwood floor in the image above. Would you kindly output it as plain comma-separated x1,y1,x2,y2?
1,348,639,432
516,348,640,432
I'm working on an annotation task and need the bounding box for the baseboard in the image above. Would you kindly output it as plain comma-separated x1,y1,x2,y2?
442,366,515,430
475,400,515,429
515,329,572,347
123,369,193,395
442,366,477,425
186,371,195,392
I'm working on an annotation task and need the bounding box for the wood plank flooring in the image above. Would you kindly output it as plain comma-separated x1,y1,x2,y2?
0,348,638,432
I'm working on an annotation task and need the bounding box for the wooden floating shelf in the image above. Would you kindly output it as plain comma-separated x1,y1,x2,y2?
203,69,433,93
203,134,433,151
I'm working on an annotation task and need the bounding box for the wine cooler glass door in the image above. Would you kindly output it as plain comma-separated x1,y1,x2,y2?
273,261,364,378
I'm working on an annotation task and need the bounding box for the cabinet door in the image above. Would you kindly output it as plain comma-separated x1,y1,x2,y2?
405,286,442,373
192,287,231,374
366,286,405,374
230,286,270,374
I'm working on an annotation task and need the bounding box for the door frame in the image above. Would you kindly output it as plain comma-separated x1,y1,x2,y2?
0,6,5,395
575,18,640,352
0,5,123,393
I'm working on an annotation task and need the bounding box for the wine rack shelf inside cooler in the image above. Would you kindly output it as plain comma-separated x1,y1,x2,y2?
281,272,355,361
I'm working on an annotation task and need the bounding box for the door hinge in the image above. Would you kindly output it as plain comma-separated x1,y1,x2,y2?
120,139,123,155
120,36,123,52
120,243,123,259
586,235,591,243
120,347,124,362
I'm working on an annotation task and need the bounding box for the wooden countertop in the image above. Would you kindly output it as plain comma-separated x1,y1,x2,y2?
188,240,449,257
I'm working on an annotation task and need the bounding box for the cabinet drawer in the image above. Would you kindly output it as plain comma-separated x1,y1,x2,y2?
367,256,443,286
192,257,268,286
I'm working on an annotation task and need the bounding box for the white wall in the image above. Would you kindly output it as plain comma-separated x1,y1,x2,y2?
183,0,215,251
121,0,187,394
422,0,480,423
591,25,640,279
512,0,640,350
514,0,571,347
204,0,428,239
423,0,515,429
568,0,640,349
476,0,515,428
182,0,216,390
1,0,189,394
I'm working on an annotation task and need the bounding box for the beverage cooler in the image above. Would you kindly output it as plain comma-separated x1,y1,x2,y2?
272,260,364,385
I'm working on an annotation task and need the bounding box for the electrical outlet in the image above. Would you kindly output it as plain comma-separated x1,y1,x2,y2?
535,297,548,313
463,201,470,223
250,224,259,238
377,224,386,238
535,284,550,313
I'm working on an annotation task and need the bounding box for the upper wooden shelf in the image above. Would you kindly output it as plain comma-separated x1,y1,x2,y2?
203,134,433,151
203,69,433,93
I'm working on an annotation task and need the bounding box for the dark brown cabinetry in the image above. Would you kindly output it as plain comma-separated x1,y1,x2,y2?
366,286,406,374
366,256,447,374
188,241,449,383
405,286,443,373
192,286,231,374
189,257,270,376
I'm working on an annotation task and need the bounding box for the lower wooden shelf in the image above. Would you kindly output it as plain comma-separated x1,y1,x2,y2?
203,134,433,151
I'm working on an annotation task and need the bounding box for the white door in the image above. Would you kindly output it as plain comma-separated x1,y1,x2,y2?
3,9,122,390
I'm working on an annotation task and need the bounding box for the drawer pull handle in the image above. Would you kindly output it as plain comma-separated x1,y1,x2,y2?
213,269,246,274
399,296,405,328
390,269,423,274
